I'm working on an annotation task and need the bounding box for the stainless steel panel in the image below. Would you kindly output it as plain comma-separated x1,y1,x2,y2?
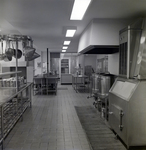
129,30,142,78
134,19,146,79
119,42,128,76
127,81,146,146
109,92,128,146
109,78,146,148
119,18,146,79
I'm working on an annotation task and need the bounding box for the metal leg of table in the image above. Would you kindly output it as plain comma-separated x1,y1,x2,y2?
75,77,77,93
72,76,73,88
83,78,85,92
1,106,4,150
73,77,75,90
105,97,108,121
20,92,23,122
29,85,32,108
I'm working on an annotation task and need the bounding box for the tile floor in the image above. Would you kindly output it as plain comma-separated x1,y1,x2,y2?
4,84,94,150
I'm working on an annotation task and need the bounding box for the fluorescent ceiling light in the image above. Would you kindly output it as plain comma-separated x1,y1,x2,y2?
70,0,92,20
64,41,71,45
62,46,68,49
66,29,76,37
62,50,66,52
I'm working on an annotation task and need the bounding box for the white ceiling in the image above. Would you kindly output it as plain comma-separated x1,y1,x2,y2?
0,0,146,53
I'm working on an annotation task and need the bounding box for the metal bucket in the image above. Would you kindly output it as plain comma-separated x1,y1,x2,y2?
98,75,111,98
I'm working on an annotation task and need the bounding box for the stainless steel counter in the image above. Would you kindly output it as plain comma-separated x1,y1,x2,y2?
0,83,32,105
0,83,33,149
0,88,17,103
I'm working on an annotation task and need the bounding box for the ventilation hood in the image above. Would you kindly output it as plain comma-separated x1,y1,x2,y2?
78,19,132,54
80,45,119,54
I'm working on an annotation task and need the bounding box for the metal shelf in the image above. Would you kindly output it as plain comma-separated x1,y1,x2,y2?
0,83,32,149
61,59,69,74
0,71,22,77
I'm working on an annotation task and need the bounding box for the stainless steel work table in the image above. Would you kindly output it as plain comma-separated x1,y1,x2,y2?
33,75,58,95
72,74,88,93
0,83,32,149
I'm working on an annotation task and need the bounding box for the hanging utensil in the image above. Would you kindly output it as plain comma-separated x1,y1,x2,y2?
25,46,35,58
12,41,22,59
5,40,14,58
23,39,35,58
3,54,12,61
3,40,12,61
26,52,40,61
13,49,22,59
0,39,4,60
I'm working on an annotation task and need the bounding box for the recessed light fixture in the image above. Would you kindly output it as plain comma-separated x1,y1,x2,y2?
62,50,66,52
62,46,68,49
64,41,71,45
66,29,76,37
70,0,92,20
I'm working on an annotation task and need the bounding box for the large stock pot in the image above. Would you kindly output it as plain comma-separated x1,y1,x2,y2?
91,73,100,94
98,75,111,98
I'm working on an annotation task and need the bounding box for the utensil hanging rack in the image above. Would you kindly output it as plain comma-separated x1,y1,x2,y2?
0,35,40,61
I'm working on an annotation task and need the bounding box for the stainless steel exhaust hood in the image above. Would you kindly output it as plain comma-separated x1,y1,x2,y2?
78,19,132,54
80,45,119,54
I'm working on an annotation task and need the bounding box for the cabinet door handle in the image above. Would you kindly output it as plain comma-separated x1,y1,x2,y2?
119,110,124,131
